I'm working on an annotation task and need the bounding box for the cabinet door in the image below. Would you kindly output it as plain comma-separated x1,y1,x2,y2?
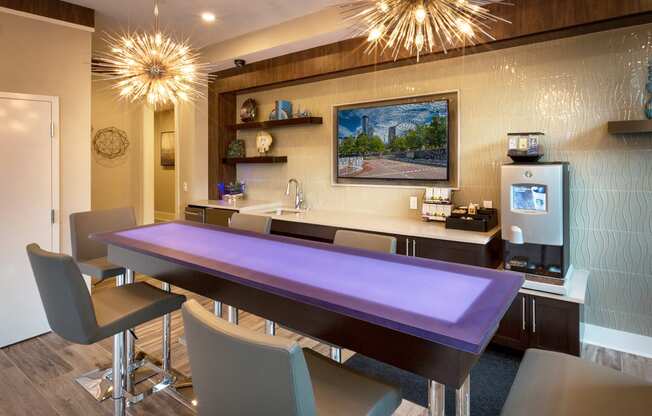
205,208,235,227
529,295,581,356
396,235,411,256
492,293,529,350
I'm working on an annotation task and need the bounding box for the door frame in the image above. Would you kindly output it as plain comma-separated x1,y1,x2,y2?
0,91,60,251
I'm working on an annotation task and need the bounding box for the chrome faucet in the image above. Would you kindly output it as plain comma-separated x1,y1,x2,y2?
286,178,304,210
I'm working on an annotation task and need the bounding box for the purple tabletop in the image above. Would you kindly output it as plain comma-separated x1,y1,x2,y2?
94,221,523,354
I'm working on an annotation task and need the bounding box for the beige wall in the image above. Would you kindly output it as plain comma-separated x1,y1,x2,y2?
154,109,176,217
91,81,144,218
235,25,652,337
0,11,91,254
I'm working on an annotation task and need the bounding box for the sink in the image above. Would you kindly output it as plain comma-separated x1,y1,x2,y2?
262,208,305,216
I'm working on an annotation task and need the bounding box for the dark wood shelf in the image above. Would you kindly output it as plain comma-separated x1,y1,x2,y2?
229,117,323,130
608,120,652,134
222,156,288,165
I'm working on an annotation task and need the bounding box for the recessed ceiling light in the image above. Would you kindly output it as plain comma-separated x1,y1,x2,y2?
201,12,216,23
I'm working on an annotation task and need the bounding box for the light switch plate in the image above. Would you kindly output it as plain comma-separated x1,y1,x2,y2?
483,200,493,209
183,182,189,192
409,196,418,210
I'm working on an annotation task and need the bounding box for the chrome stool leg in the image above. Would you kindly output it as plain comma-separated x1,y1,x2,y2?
427,380,445,416
214,301,222,317
330,347,342,363
112,329,126,416
455,376,470,416
227,305,239,324
265,320,276,336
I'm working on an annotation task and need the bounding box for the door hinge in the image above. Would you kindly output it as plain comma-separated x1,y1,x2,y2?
51,209,56,224
50,122,55,138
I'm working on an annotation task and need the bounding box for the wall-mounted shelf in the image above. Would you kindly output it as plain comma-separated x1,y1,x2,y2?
229,117,323,130
222,156,288,165
608,120,652,134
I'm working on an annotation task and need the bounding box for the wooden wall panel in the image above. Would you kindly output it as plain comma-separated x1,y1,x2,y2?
212,0,652,94
0,0,94,28
208,88,237,199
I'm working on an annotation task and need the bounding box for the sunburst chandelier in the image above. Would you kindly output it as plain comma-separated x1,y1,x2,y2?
341,0,510,61
93,1,212,108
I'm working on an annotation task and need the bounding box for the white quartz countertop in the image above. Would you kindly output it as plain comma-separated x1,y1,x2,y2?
248,207,500,245
188,199,281,212
520,269,589,304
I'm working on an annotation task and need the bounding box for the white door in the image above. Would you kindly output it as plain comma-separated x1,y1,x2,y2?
0,93,59,347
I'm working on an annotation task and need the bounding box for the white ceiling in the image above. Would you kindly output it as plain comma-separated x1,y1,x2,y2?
67,0,343,48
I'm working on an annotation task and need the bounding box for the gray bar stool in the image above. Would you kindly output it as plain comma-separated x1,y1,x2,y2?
220,213,272,326
182,299,401,416
501,349,652,416
329,229,397,362
26,244,186,416
71,207,152,400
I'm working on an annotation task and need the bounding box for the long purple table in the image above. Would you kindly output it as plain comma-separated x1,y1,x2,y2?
94,221,522,411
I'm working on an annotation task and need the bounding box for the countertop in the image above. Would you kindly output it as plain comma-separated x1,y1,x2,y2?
250,207,500,245
188,199,281,212
520,268,589,304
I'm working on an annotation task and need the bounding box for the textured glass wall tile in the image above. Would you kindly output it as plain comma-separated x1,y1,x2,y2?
234,24,652,336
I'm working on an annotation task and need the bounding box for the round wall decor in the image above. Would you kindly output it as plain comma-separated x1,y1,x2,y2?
93,127,129,160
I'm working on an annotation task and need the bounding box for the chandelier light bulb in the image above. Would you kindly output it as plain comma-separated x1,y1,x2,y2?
368,25,384,42
378,1,389,12
415,5,427,24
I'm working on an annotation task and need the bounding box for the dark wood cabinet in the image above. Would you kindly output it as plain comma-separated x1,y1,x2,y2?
529,296,581,356
205,208,235,227
412,235,502,268
493,293,581,356
493,293,530,350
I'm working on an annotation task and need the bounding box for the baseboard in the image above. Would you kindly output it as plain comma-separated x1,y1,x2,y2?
154,211,176,222
582,323,652,359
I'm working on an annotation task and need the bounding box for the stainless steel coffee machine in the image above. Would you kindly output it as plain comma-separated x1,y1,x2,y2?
501,162,571,294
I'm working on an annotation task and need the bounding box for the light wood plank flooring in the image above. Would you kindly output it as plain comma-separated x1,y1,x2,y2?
1,277,650,416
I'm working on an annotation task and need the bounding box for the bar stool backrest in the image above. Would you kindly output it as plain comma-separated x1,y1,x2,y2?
334,229,397,254
26,244,99,345
229,213,272,234
182,300,317,416
70,207,136,263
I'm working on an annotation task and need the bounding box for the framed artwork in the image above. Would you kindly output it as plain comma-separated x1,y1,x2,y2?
160,131,175,167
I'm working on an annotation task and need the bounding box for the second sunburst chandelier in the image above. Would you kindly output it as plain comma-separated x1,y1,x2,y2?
341,0,510,61
93,1,212,108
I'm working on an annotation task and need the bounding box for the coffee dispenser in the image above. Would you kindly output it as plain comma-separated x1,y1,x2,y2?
501,162,571,294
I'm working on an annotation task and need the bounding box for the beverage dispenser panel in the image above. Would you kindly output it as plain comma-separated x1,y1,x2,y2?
501,163,570,288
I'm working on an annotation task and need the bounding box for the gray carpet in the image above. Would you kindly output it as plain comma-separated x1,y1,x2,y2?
344,346,522,416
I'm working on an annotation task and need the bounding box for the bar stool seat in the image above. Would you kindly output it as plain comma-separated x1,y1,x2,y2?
182,299,401,416
302,348,401,416
92,283,185,342
78,257,125,280
501,349,652,416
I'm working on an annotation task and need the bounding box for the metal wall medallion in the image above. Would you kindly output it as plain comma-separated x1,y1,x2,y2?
93,127,130,160
240,98,257,122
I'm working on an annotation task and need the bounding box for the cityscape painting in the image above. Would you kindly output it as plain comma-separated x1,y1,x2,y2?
336,98,449,181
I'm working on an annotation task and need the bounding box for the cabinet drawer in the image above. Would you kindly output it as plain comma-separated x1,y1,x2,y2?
205,208,235,227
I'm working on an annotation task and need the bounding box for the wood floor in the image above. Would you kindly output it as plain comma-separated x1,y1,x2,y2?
1,277,650,416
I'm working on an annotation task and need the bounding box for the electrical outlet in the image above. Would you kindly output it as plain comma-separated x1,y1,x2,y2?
409,196,418,210
183,182,188,192
483,200,493,209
